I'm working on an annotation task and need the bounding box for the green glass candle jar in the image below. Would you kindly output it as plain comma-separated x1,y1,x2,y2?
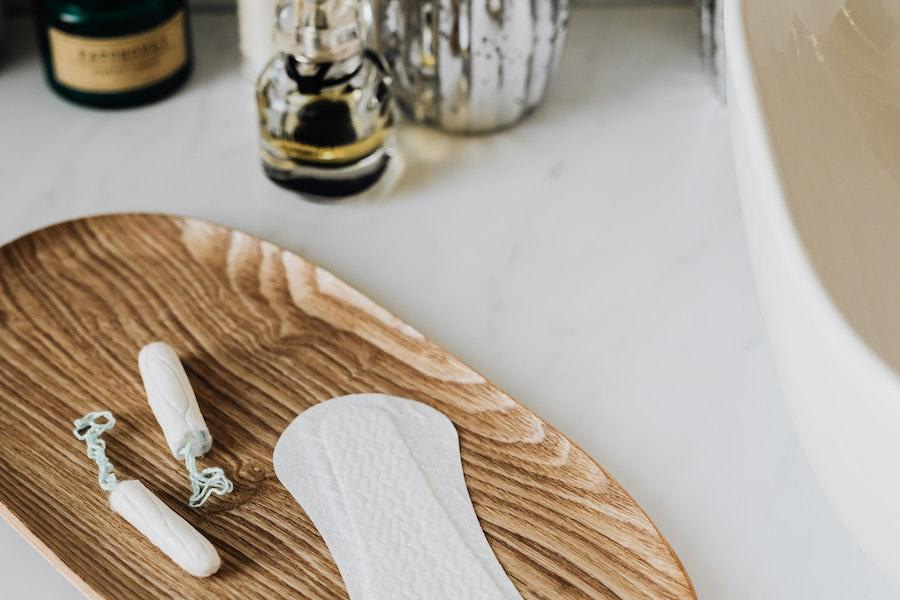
36,0,193,108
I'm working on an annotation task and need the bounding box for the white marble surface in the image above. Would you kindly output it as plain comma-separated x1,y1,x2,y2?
0,6,896,599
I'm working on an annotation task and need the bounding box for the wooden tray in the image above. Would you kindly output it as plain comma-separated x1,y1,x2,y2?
0,214,694,599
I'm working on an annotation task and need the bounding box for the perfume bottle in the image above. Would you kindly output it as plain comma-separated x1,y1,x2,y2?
256,0,396,199
35,0,193,109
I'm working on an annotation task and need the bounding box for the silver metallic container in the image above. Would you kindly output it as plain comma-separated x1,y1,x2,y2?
371,0,570,134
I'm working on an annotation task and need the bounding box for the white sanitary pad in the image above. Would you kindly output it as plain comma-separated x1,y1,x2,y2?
273,394,523,600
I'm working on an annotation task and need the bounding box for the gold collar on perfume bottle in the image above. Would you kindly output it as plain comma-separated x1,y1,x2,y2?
262,127,389,165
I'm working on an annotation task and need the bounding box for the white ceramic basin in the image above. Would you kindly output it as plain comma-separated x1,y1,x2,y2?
727,0,900,586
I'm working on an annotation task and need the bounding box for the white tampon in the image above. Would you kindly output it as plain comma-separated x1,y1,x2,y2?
72,412,221,578
139,342,234,508
109,480,221,577
139,341,211,458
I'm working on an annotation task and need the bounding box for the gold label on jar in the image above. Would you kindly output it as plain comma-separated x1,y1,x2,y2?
48,11,188,93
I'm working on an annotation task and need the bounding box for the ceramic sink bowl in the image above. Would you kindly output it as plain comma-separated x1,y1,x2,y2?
727,0,900,586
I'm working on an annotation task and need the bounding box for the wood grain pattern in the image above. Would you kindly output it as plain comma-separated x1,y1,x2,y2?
0,214,695,599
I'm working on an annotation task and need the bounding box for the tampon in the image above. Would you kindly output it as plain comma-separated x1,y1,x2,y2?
72,411,221,578
109,480,221,577
139,341,211,458
139,342,233,508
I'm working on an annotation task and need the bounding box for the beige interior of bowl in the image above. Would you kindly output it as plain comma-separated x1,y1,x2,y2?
746,0,900,369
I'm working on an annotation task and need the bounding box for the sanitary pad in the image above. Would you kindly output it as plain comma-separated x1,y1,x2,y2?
273,393,523,600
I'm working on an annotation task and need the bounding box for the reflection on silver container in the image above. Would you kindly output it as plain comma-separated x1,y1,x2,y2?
371,0,570,134
698,0,725,98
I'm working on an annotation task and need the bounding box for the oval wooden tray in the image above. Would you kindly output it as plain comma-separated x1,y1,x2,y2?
0,215,694,599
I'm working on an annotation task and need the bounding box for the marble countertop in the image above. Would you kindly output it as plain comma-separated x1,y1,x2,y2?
0,6,896,599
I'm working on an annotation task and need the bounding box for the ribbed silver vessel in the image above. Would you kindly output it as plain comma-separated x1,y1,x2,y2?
371,0,570,134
